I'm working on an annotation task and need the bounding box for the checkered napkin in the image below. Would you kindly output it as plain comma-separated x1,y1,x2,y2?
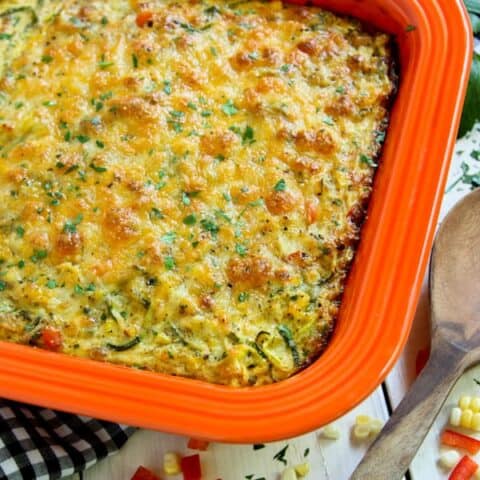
0,400,135,480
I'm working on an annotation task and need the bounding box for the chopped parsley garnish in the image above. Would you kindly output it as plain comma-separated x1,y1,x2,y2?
183,214,197,225
15,226,25,238
98,57,114,69
164,256,175,270
200,218,219,237
280,64,292,73
170,110,184,118
215,154,225,161
149,208,164,220
201,110,212,117
89,162,107,173
273,444,289,465
0,280,6,291
242,125,255,145
30,249,47,263
42,100,57,107
46,279,57,289
238,292,249,302
41,54,53,63
96,140,105,148
360,154,377,167
278,325,300,366
101,16,108,25
181,192,191,205
0,33,13,40
215,209,232,223
64,131,71,141
63,214,83,233
323,116,335,126
187,101,197,110
336,85,345,93
163,80,172,95
222,99,238,116
274,179,287,191
17,260,25,269
77,135,90,144
161,231,176,244
132,54,138,68
235,243,247,257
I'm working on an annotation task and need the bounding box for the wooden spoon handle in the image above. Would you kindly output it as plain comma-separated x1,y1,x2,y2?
350,337,466,480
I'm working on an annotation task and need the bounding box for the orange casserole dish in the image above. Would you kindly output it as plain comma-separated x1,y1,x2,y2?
0,0,472,442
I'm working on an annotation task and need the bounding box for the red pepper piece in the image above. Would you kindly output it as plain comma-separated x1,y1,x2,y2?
442,429,480,455
449,455,478,480
187,438,210,451
181,454,202,480
41,327,62,351
136,11,154,28
130,466,161,480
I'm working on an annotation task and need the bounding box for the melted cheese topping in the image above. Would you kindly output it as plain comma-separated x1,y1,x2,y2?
0,0,395,386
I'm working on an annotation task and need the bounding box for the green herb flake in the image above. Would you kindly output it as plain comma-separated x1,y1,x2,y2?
163,80,172,95
17,260,25,269
101,16,108,25
76,135,90,144
161,231,176,244
274,179,287,191
30,249,48,263
235,243,247,257
222,99,238,116
46,279,57,289
280,64,292,73
0,280,6,291
242,125,255,145
96,140,105,148
273,444,289,465
90,162,107,173
164,256,175,270
335,85,345,93
63,214,83,233
200,218,219,237
183,214,197,225
42,100,57,107
149,208,164,220
15,225,25,238
0,33,13,40
64,131,71,141
360,154,377,167
181,192,191,206
323,116,334,126
98,60,114,69
238,292,249,302
41,54,53,63
187,101,197,110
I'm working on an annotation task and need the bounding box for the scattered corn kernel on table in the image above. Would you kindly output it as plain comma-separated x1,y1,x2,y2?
67,125,480,480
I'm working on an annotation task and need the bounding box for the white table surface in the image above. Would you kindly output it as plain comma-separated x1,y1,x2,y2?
71,124,480,480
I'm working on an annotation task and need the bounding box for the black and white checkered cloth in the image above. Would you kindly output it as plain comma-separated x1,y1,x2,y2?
0,400,135,480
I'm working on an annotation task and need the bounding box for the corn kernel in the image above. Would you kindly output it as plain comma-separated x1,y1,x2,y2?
472,397,480,412
459,395,472,410
355,414,372,426
163,452,181,475
294,463,310,477
353,424,371,440
472,413,480,431
322,424,340,440
281,467,298,480
450,407,462,427
438,450,461,469
369,419,384,436
461,409,474,429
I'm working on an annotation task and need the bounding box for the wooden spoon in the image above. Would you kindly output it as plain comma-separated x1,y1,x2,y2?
351,189,480,480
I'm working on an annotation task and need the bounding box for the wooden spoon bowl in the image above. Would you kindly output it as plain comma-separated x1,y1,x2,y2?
351,188,480,479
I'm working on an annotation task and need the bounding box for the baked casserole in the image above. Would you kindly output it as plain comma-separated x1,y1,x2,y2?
0,0,395,386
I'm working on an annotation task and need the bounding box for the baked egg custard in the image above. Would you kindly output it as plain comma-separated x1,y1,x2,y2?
0,0,395,386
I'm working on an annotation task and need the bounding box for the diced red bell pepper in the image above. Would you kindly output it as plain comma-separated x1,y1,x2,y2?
187,438,210,451
181,454,202,480
130,466,161,480
41,327,62,351
449,455,478,480
441,430,480,455
136,11,154,27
